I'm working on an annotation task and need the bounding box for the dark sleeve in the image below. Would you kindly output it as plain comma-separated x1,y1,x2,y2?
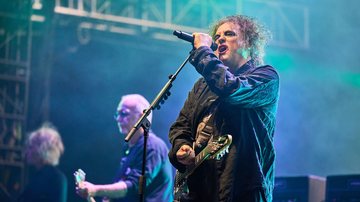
168,80,204,172
190,46,279,108
59,175,67,202
122,138,166,195
52,170,68,202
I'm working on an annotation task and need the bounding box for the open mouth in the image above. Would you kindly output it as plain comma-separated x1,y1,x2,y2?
218,45,228,54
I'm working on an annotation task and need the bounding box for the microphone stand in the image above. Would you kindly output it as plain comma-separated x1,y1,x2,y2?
125,53,192,202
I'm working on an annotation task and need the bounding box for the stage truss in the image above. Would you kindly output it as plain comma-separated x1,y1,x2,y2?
0,0,309,200
53,0,309,49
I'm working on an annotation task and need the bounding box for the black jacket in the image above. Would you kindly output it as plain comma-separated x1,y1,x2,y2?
168,46,280,202
19,165,67,202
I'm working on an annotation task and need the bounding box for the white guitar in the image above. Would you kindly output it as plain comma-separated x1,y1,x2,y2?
74,168,97,202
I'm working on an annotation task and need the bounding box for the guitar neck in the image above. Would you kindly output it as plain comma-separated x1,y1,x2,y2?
179,147,211,180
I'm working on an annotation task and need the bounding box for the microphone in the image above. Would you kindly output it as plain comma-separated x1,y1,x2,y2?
173,30,218,51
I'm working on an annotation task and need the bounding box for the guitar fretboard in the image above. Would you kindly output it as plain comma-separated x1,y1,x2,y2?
178,147,211,182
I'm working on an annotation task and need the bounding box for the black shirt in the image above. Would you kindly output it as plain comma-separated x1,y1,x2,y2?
20,165,67,202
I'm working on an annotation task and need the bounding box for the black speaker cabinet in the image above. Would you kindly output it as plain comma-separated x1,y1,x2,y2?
273,175,326,202
326,174,360,202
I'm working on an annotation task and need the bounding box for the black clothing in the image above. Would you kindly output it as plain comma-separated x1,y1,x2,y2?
20,165,67,202
168,46,279,202
114,131,173,202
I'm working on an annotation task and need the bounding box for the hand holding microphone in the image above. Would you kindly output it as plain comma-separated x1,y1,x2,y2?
173,30,218,51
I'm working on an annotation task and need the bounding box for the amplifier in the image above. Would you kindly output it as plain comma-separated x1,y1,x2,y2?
273,175,326,202
326,174,360,202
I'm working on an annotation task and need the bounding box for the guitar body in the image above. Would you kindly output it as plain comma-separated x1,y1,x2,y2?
173,135,232,202
173,170,190,202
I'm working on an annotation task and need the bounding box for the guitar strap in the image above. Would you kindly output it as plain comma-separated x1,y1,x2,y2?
194,101,218,153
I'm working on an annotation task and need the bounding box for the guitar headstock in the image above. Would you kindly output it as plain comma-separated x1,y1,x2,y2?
207,134,232,160
74,169,97,202
74,168,86,185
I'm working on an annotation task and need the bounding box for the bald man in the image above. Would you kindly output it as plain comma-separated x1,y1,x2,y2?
77,94,173,202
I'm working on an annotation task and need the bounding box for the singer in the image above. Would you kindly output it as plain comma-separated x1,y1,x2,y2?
168,15,280,202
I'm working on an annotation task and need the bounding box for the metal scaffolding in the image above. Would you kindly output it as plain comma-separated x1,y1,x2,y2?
0,1,32,200
0,0,310,200
53,0,309,49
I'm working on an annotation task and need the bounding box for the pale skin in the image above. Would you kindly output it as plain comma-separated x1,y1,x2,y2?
176,21,251,165
115,98,144,147
76,181,127,201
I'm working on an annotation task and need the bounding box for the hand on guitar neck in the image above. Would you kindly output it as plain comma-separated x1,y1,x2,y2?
74,169,97,202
